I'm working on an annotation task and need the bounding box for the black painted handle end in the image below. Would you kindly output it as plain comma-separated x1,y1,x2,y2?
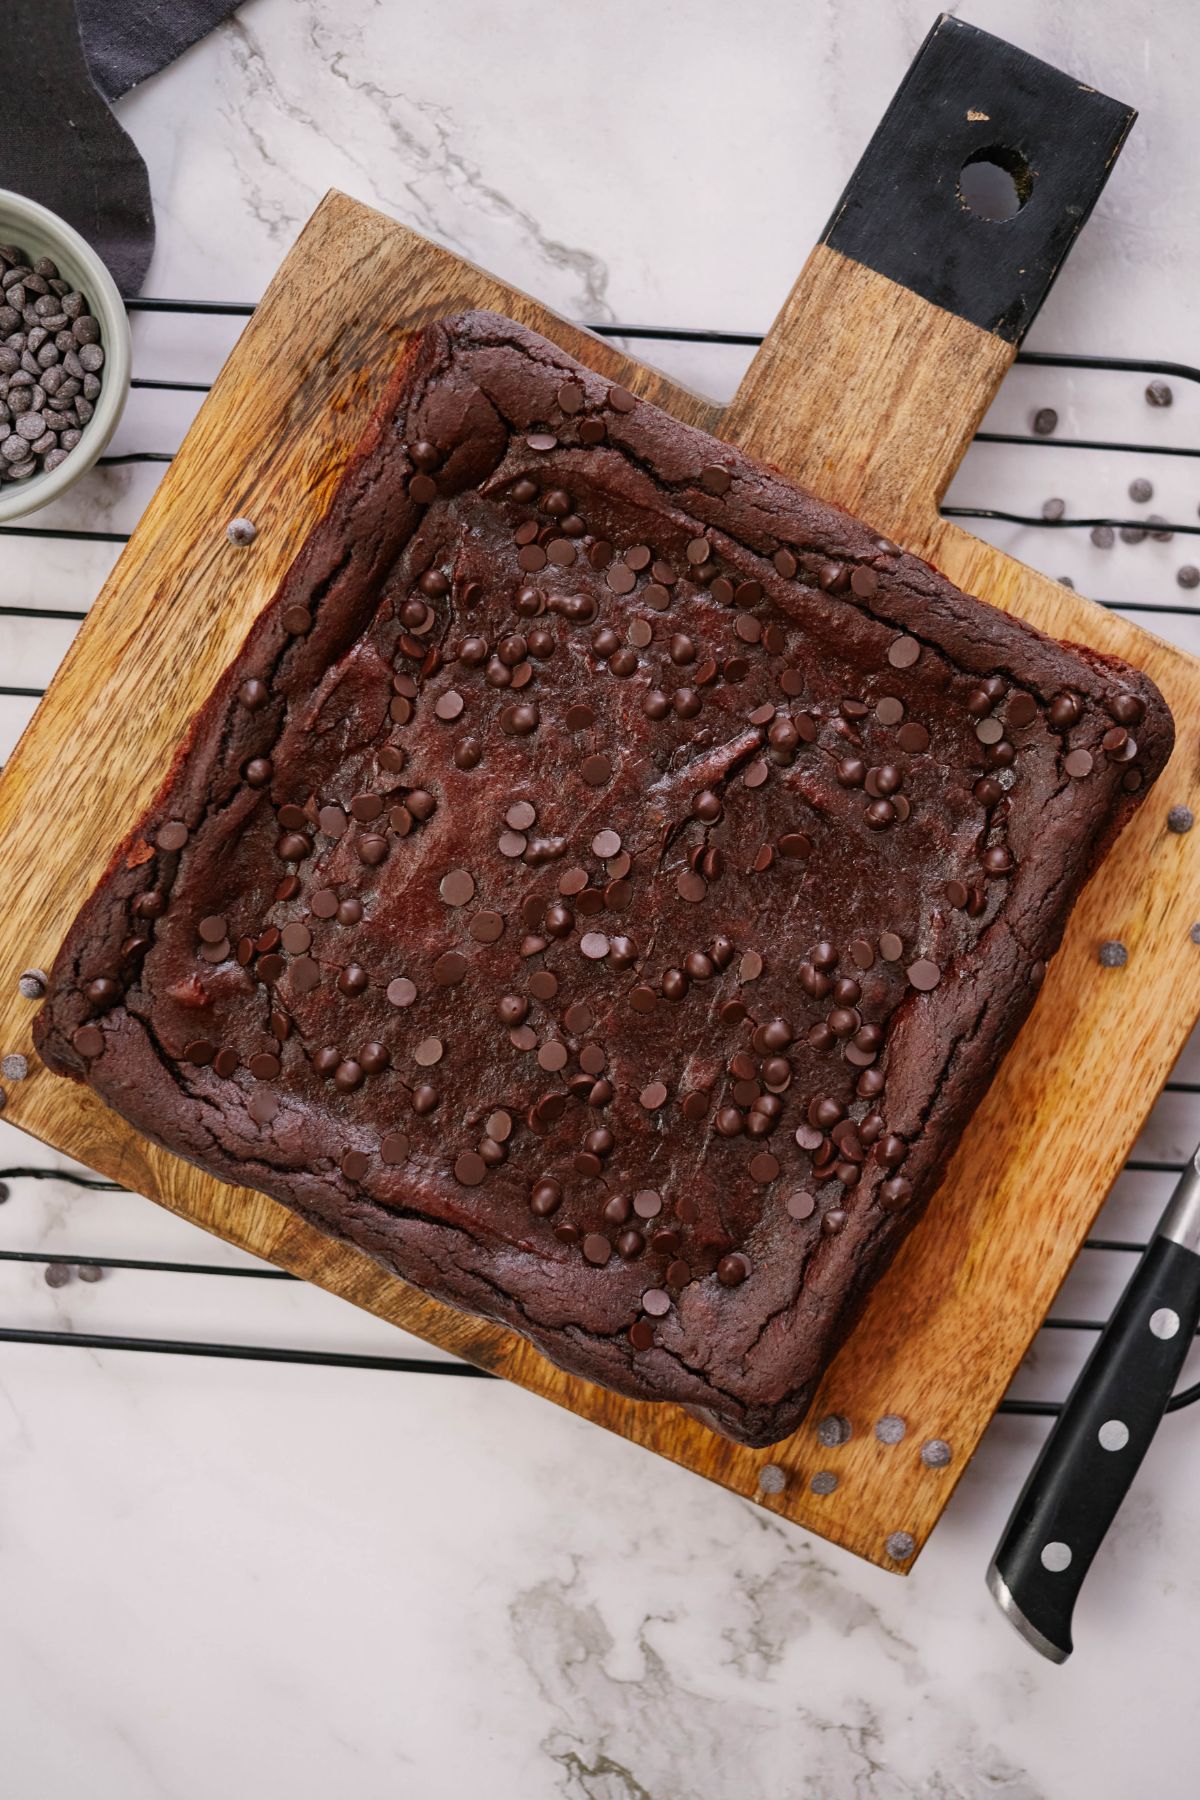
822,13,1136,342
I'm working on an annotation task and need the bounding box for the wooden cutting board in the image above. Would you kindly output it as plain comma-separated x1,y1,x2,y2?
2,21,1197,1570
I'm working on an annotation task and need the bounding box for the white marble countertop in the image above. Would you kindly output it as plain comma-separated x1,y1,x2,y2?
3,1,1200,1793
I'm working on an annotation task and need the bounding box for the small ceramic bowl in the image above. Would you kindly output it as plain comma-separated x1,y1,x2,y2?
0,189,132,523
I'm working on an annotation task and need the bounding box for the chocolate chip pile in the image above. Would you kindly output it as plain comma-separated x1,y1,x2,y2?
35,311,1170,1445
0,243,105,484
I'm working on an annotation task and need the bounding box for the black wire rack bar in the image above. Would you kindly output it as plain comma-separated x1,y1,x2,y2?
0,1248,295,1277
3,301,1199,1423
0,1326,494,1376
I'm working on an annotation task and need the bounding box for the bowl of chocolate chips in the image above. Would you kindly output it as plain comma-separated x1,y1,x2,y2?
0,190,132,521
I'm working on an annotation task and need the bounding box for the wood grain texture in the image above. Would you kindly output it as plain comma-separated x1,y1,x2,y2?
2,198,1198,1571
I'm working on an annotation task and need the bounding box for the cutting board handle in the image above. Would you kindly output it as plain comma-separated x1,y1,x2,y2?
722,14,1135,538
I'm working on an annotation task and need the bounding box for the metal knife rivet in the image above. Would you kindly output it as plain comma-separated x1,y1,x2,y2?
1040,1541,1072,1572
875,1414,906,1445
885,1531,916,1562
1,1053,28,1081
757,1463,786,1495
810,1470,839,1495
226,517,258,547
920,1438,952,1468
1098,1419,1130,1452
816,1413,852,1447
1149,1307,1181,1340
17,968,47,1000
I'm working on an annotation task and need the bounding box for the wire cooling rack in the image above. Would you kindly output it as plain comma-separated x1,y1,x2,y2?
1,300,1199,1422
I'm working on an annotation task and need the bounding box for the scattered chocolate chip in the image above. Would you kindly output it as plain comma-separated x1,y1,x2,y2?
380,974,416,1011
469,910,505,944
879,1178,913,1211
227,517,257,546
1098,940,1128,968
895,722,929,754
717,1253,750,1286
439,867,475,907
373,1131,408,1167
700,464,731,494
334,961,367,997
581,753,612,786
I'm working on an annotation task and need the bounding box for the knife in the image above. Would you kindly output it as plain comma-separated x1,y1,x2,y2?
988,1144,1200,1661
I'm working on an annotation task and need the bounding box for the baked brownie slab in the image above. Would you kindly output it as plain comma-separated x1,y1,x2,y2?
35,312,1172,1446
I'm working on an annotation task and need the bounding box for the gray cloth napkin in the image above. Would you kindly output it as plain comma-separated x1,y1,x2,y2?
1,0,243,294
76,0,243,101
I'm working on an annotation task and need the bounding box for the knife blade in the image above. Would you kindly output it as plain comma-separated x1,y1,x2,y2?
988,1144,1200,1661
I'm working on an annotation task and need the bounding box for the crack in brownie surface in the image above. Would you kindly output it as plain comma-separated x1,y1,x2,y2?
35,311,1173,1446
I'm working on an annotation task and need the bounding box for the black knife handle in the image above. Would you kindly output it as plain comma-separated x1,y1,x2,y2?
989,1233,1200,1661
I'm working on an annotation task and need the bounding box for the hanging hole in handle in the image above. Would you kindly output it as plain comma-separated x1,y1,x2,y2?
958,146,1034,221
